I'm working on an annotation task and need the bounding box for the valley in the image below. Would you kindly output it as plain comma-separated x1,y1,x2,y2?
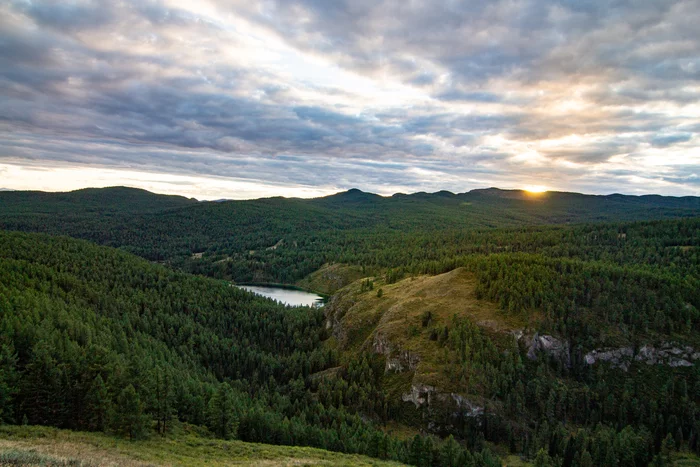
1,187,699,466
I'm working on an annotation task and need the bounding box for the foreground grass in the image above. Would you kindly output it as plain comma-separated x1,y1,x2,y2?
674,452,700,466
0,425,405,466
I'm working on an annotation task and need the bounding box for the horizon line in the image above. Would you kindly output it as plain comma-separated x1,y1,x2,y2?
2,184,699,202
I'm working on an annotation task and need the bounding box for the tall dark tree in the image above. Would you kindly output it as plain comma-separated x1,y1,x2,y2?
0,343,18,423
207,383,238,440
113,385,147,440
85,374,110,431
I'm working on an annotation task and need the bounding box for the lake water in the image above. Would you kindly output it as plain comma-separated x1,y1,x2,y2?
237,285,324,307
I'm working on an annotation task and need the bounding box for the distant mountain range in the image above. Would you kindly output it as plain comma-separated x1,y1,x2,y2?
1,185,699,228
1,185,698,272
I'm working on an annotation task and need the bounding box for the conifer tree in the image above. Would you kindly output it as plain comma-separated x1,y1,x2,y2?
0,343,18,424
86,374,110,431
441,435,460,467
410,435,425,467
151,367,173,435
534,448,554,467
207,383,238,440
580,450,593,467
113,385,147,440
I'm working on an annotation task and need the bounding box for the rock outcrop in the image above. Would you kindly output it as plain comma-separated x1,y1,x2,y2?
444,393,485,418
525,333,571,367
402,384,435,408
372,333,421,373
584,347,634,371
402,385,484,418
585,343,698,371
323,292,354,344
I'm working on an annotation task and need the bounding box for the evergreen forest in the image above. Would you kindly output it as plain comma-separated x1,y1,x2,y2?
1,186,700,466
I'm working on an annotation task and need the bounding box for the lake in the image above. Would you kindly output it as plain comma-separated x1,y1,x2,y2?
237,285,324,307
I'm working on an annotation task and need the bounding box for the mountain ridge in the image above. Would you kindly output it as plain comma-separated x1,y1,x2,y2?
2,184,699,201
1,185,699,281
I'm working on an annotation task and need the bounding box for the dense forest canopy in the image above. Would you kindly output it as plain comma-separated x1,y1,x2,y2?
1,186,700,466
1,186,699,283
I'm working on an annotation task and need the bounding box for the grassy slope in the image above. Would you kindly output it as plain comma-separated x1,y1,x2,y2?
0,425,405,467
322,269,700,466
296,263,368,295
325,268,531,398
2,427,698,467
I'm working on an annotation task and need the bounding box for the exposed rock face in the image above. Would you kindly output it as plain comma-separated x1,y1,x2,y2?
385,359,403,372
372,333,421,373
402,385,484,419
372,332,391,354
584,347,634,371
402,384,435,408
585,343,698,371
323,292,354,344
265,239,284,250
521,330,697,372
444,393,485,418
525,333,571,367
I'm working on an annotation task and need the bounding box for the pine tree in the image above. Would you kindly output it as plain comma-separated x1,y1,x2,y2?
675,426,683,450
534,448,554,467
21,343,63,426
0,343,18,424
441,435,460,467
85,374,110,431
562,435,576,467
207,383,238,440
604,446,618,467
113,385,147,440
151,367,173,435
580,450,593,467
410,435,424,467
662,433,676,462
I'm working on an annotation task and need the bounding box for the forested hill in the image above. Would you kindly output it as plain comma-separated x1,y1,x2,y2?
2,196,700,465
1,214,699,466
0,186,197,215
1,186,699,277
0,230,492,465
2,186,699,225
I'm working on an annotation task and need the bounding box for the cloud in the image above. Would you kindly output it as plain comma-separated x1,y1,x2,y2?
650,133,693,148
0,0,698,197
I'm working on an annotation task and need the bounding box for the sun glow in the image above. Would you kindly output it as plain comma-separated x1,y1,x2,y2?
524,185,549,193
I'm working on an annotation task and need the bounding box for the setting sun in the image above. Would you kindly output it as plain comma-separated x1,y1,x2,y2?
524,185,549,193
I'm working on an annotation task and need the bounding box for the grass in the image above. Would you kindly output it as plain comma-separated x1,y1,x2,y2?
0,449,96,466
0,425,405,466
326,268,536,393
672,452,700,466
296,264,368,295
502,455,532,466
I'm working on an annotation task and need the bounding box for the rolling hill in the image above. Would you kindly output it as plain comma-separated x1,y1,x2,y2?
1,186,699,283
1,187,700,465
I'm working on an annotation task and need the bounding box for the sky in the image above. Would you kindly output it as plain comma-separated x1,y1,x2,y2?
1,0,699,199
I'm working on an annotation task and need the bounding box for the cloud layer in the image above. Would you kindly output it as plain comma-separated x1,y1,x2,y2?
1,0,699,198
